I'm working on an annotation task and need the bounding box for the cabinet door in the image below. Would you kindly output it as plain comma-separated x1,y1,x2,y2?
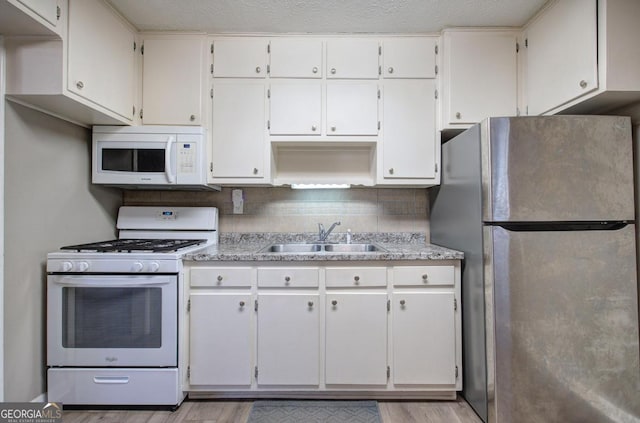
213,38,269,78
382,79,436,179
444,31,517,125
189,293,253,386
382,38,437,78
325,292,387,385
257,294,320,385
142,37,204,125
269,82,322,135
270,38,323,78
67,0,135,121
326,39,379,79
211,81,266,178
326,82,379,135
525,0,597,115
392,292,456,385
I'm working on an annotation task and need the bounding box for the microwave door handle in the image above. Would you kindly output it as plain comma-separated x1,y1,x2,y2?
165,135,176,183
53,278,172,287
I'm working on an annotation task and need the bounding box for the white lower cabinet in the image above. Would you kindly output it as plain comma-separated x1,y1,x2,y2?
257,293,320,385
325,292,388,385
392,292,456,385
186,260,461,396
189,293,253,386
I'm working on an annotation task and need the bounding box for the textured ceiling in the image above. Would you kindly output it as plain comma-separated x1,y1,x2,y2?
107,0,549,34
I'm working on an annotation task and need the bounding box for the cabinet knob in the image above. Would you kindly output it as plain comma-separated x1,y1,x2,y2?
76,81,84,89
190,114,196,121
456,112,462,119
331,300,338,306
253,168,259,175
311,125,317,131
308,301,314,307
239,301,245,307
400,299,406,306
331,126,336,132
217,275,223,282
312,67,318,74
422,274,428,282
388,67,394,74
284,276,291,284
580,80,588,89
354,275,360,283
389,168,394,175
331,68,337,74
256,66,262,73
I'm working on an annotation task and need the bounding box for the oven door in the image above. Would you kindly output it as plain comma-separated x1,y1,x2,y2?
47,274,178,367
92,135,177,185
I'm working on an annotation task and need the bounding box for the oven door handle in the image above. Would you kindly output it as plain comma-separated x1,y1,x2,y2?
52,278,173,288
93,376,129,385
165,135,175,183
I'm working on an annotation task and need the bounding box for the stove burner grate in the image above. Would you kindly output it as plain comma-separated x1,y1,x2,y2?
60,238,206,253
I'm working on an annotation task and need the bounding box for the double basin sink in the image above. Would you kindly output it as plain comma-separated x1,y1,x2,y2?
260,242,387,254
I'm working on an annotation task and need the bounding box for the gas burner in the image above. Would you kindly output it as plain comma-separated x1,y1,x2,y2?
60,238,207,253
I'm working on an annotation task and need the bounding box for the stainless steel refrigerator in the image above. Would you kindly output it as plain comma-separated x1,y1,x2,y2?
430,116,640,423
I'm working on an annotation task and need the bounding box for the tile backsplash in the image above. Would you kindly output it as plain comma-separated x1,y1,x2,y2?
124,187,430,237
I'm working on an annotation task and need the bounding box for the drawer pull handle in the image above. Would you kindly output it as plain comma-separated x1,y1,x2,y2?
331,300,338,306
422,274,428,281
76,81,84,89
284,276,291,282
93,376,129,384
217,275,223,282
354,276,360,283
331,68,337,74
308,301,314,307
400,299,406,306
256,66,262,73
239,301,245,307
312,67,318,74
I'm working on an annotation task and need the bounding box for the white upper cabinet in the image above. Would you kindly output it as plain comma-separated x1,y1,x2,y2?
326,38,380,79
213,38,269,78
522,0,640,115
326,81,379,135
141,35,205,125
67,0,136,121
270,38,323,78
441,29,518,128
380,79,437,182
0,0,60,36
524,0,597,115
211,80,268,180
382,38,437,78
269,82,322,136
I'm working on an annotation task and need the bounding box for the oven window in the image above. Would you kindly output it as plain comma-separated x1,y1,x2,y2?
62,287,162,348
102,148,165,172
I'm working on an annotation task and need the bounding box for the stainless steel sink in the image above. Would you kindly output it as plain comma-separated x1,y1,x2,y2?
259,242,386,253
260,243,323,253
322,243,386,253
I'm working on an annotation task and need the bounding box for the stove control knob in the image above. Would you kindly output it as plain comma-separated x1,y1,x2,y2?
132,262,144,272
77,261,89,272
148,262,160,272
61,261,73,272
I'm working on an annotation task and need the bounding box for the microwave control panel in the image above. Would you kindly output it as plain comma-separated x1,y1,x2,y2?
178,143,196,174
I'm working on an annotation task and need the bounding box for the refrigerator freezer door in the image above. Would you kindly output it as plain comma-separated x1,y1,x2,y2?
487,224,640,423
485,116,635,223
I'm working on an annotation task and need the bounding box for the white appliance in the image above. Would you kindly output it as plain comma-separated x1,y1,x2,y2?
47,206,218,407
92,125,220,191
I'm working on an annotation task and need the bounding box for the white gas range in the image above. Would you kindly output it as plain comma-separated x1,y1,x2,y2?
46,206,218,407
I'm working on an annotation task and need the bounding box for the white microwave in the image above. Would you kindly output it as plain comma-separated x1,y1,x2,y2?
92,125,219,191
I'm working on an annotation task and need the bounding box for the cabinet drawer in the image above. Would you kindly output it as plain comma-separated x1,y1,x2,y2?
325,267,387,287
258,268,319,288
190,267,253,288
393,266,454,287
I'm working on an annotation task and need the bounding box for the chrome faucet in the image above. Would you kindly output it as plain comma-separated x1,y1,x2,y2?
318,221,340,242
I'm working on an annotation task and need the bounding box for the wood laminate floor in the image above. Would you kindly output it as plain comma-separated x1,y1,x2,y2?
62,397,483,422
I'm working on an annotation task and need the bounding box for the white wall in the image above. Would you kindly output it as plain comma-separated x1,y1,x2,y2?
3,101,121,401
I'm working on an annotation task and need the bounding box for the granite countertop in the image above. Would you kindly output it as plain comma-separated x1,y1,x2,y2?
185,232,464,262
